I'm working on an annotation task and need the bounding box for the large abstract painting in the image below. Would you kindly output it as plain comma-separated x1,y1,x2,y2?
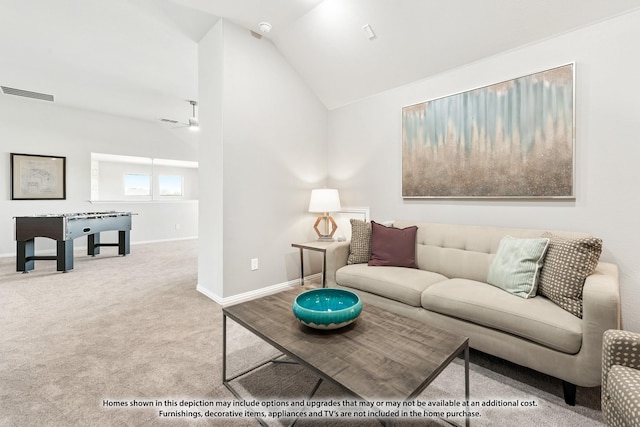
402,63,575,198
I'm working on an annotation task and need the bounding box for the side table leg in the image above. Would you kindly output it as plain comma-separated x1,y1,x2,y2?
322,252,327,288
298,247,304,285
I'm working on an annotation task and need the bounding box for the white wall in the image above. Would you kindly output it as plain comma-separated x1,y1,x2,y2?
0,95,199,257
198,20,328,300
327,11,640,331
197,21,225,299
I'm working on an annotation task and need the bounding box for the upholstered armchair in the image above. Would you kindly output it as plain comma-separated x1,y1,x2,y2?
602,329,640,426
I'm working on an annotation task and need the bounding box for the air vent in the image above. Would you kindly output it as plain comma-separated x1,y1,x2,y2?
1,86,54,102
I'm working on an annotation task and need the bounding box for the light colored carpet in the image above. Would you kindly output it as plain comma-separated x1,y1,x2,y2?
0,239,604,426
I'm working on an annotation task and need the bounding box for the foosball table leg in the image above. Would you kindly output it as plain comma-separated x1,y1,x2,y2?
88,233,100,257
118,230,130,256
16,239,35,273
56,240,74,272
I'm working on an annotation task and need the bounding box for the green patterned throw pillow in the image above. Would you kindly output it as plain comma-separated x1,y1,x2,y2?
487,236,550,299
347,219,371,264
538,233,602,318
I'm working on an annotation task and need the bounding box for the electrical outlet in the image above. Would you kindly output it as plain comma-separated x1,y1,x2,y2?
175,223,181,230
251,258,259,271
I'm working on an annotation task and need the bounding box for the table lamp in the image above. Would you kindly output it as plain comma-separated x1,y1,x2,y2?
308,189,341,242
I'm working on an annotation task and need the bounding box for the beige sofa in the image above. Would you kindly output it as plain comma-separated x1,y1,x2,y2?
325,221,621,405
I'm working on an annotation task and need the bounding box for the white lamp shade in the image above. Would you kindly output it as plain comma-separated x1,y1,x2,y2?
308,189,341,213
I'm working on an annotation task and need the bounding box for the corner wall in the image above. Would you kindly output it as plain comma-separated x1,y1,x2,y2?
197,20,328,300
327,11,640,331
197,20,225,299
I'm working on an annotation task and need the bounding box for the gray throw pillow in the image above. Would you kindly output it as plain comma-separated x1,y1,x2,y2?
538,232,602,318
347,219,371,264
487,236,550,299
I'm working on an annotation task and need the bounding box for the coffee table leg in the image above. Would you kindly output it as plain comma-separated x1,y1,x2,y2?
465,344,470,427
222,313,227,384
221,315,281,427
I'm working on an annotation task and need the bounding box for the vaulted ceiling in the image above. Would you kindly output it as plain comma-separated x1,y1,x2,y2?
1,0,639,126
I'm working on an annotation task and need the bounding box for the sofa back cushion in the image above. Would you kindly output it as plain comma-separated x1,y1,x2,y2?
392,221,592,283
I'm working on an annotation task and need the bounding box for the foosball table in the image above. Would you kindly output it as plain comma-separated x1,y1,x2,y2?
14,211,133,273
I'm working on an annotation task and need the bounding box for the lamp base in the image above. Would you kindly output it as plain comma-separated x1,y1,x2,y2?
313,214,338,242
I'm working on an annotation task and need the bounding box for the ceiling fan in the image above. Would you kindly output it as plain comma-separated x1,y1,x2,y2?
160,100,199,131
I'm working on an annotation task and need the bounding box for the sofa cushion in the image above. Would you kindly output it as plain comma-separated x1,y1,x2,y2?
392,220,593,283
368,221,418,268
421,278,582,353
347,219,371,264
538,233,602,318
487,236,549,299
607,365,640,424
336,264,447,307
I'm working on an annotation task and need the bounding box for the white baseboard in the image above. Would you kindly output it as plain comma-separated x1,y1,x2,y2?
197,273,322,307
132,236,198,245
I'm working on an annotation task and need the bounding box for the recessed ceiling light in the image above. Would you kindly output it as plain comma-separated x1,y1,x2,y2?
259,22,272,33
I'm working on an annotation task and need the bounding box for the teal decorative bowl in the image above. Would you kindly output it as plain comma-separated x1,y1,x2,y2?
292,288,363,330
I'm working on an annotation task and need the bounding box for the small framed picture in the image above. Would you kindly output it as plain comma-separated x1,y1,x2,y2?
11,153,66,200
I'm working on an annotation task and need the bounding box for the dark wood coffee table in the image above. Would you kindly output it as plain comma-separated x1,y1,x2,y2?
222,286,470,426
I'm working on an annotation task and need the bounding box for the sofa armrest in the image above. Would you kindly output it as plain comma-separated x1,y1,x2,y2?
602,329,640,391
325,241,350,288
583,262,620,329
578,261,621,385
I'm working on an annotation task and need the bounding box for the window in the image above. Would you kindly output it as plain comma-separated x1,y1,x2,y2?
159,175,183,196
90,153,198,201
124,174,151,196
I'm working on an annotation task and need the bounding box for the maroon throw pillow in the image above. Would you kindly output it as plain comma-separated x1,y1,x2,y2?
368,221,418,268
